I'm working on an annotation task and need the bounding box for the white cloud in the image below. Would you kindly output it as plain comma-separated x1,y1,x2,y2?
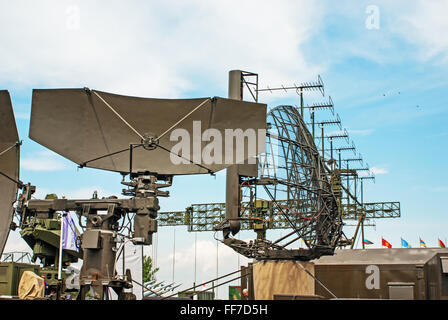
325,129,345,137
0,1,326,99
370,166,388,175
150,235,252,298
390,0,448,64
158,239,249,275
3,231,33,255
14,112,30,120
432,186,448,193
21,150,70,171
348,129,374,136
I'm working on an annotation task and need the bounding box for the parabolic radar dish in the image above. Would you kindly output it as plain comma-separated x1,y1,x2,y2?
229,105,342,260
263,105,342,258
30,89,267,175
0,90,20,255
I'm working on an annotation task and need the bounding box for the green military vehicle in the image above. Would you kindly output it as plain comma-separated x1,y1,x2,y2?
1,195,83,299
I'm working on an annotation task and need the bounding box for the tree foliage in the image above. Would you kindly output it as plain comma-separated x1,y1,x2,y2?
143,255,159,283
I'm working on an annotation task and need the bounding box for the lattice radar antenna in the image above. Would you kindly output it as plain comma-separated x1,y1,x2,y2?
222,105,343,261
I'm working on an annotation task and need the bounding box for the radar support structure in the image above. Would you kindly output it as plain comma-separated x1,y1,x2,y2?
17,171,171,300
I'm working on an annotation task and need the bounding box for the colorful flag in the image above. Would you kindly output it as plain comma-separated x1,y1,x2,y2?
419,238,427,248
439,239,446,248
382,237,392,248
401,238,411,248
363,239,374,245
61,213,79,252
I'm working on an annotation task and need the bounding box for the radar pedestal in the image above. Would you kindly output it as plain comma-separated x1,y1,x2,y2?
15,171,171,300
121,171,171,245
79,172,170,299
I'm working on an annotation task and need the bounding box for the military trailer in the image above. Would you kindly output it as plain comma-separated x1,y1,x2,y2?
313,248,448,300
0,261,40,296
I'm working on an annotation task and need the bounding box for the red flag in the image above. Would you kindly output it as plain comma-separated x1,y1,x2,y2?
382,237,392,248
439,239,446,248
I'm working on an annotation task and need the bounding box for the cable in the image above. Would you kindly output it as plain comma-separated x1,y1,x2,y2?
0,170,23,188
79,144,143,168
158,98,211,140
0,142,20,158
155,143,215,175
187,273,250,300
113,238,136,278
162,268,245,300
80,94,214,175
295,261,337,298
93,91,145,140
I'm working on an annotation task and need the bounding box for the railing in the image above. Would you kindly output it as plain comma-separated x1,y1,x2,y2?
1,251,33,264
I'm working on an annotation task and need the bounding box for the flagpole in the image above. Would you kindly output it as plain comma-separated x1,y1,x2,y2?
58,212,65,280
194,232,197,290
361,179,365,249
172,228,176,283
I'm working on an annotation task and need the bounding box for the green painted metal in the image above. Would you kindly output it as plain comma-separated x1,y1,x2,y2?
20,218,82,267
0,262,40,296
158,200,399,231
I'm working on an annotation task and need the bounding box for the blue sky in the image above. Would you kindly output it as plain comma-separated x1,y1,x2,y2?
1,1,448,298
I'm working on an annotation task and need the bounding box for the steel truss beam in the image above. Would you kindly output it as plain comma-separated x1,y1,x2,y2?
158,200,400,231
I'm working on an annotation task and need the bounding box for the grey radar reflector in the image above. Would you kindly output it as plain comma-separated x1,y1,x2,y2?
0,90,20,255
29,89,266,175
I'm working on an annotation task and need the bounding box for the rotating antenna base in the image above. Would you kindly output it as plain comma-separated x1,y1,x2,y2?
214,218,241,239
